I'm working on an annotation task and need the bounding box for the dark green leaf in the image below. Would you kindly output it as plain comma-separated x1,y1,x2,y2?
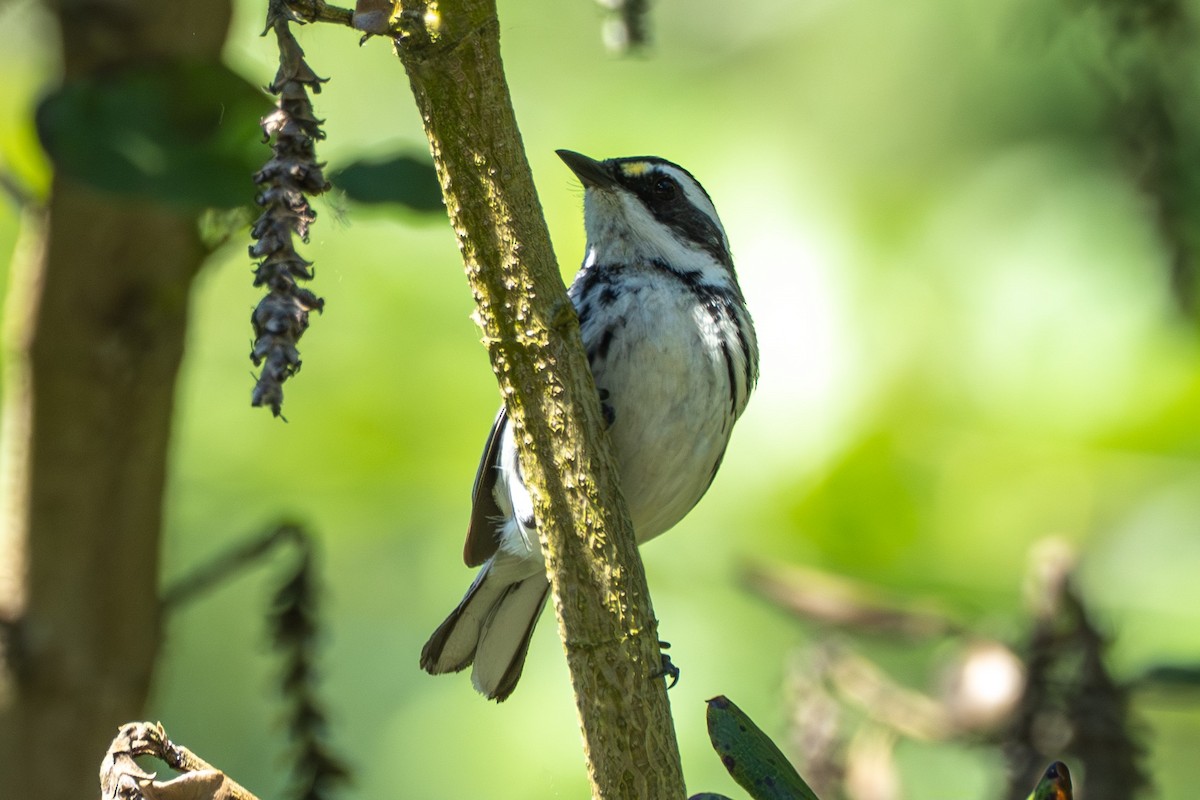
36,60,269,209
689,794,737,800
329,154,443,212
1139,663,1200,688
705,696,820,800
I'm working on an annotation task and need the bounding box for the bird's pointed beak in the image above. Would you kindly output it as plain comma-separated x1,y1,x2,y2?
556,149,617,189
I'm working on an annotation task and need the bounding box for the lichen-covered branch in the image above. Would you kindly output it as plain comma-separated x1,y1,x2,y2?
389,1,686,797
250,0,330,416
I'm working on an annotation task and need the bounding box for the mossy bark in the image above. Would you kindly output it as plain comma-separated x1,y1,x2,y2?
394,2,687,797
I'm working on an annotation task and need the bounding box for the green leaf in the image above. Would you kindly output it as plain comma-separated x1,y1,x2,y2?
688,794,737,800
1027,761,1072,800
705,696,821,800
36,60,270,209
328,154,443,212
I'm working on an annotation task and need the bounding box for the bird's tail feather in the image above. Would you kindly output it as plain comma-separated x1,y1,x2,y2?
419,565,502,675
472,577,550,701
420,564,550,702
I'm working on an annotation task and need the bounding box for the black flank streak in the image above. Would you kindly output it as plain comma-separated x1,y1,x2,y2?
596,326,616,361
585,320,621,366
650,258,745,412
597,386,615,426
574,265,633,333
601,399,616,427
710,449,727,483
719,339,738,414
576,264,610,299
732,307,755,393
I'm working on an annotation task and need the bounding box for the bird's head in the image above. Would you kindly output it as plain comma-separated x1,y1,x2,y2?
557,149,733,276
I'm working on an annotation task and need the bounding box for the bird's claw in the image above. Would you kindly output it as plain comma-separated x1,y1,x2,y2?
650,640,680,689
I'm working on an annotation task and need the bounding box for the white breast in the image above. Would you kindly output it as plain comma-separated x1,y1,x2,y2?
580,267,738,541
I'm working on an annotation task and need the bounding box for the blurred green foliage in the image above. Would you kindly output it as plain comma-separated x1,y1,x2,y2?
2,0,1200,798
36,61,270,209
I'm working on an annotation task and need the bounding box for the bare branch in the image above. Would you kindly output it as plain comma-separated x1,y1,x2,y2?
99,722,259,800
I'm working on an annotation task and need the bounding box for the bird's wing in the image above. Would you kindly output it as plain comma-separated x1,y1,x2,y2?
463,406,508,567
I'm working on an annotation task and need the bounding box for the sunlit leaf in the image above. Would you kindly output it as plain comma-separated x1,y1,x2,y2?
705,696,820,800
36,60,269,209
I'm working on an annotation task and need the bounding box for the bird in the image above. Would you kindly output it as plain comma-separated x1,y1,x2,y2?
419,150,759,701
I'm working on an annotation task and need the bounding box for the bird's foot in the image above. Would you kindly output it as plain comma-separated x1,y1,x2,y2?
650,640,680,689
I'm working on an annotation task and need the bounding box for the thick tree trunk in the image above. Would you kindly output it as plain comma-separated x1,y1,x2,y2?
0,2,231,798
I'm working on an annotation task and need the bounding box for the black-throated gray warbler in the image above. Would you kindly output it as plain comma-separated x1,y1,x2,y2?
420,150,759,701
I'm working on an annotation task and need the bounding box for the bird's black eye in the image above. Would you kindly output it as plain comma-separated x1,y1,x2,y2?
652,176,678,202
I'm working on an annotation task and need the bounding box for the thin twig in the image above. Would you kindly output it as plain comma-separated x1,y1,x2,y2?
284,0,418,38
745,562,967,639
161,524,302,610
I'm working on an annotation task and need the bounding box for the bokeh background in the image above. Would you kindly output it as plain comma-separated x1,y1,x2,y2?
3,0,1200,797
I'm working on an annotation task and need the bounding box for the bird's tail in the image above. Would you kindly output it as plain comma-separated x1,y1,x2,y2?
419,564,550,702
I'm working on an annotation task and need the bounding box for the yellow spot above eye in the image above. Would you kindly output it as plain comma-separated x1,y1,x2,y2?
620,162,650,177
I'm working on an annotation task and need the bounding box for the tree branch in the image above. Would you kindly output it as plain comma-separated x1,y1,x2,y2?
99,721,259,800
389,1,686,797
